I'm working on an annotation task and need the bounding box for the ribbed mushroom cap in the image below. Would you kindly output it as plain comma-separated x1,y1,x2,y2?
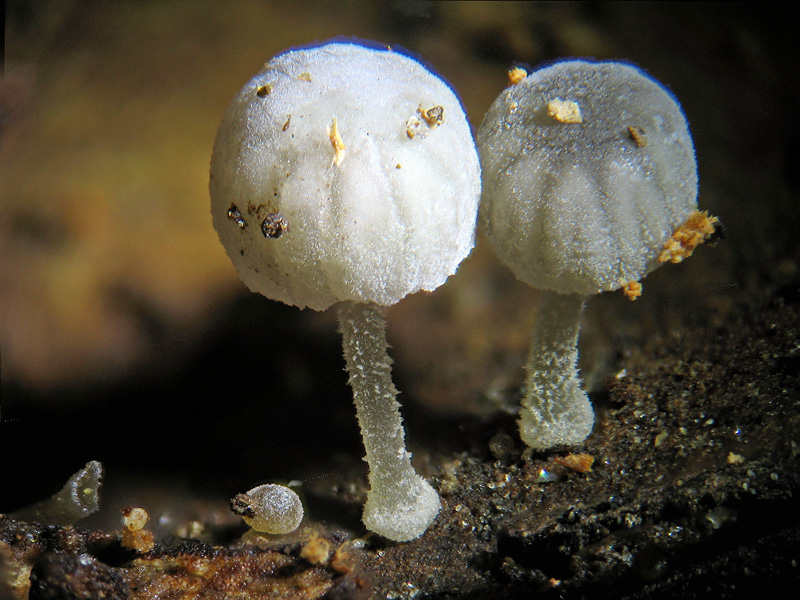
478,59,698,296
211,41,480,310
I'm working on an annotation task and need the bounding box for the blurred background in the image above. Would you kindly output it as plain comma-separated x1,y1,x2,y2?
1,1,797,532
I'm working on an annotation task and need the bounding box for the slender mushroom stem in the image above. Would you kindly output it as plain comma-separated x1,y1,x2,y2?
519,291,594,450
337,300,441,541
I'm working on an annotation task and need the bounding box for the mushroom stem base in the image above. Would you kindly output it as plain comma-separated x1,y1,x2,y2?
337,301,441,541
519,291,595,450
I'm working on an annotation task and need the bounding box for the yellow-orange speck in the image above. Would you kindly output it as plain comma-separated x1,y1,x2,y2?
300,534,332,565
508,67,528,85
658,210,719,264
328,117,346,166
553,453,594,473
621,280,643,301
547,98,583,124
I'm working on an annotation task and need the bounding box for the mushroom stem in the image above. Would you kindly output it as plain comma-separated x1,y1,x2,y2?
337,300,441,541
520,291,594,450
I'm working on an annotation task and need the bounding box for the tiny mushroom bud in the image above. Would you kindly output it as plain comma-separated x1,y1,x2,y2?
210,39,480,541
478,59,715,450
120,506,155,553
121,506,149,531
231,484,304,534
11,461,103,526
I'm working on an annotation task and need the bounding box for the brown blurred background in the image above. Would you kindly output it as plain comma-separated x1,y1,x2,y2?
1,1,797,527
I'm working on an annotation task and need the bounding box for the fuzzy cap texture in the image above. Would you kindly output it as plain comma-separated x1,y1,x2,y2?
210,41,481,310
478,59,698,296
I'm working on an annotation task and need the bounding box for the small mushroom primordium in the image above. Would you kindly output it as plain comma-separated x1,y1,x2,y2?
210,40,481,541
478,59,706,450
10,461,103,526
231,484,304,535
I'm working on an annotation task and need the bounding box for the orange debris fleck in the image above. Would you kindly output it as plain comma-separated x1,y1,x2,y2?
659,210,719,264
420,105,444,128
627,125,646,147
406,105,444,139
621,280,643,301
328,117,346,166
508,67,528,85
547,98,583,123
553,453,594,473
300,534,332,565
330,544,357,575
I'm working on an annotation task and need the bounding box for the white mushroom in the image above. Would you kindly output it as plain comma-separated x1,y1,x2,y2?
210,40,480,541
479,59,713,450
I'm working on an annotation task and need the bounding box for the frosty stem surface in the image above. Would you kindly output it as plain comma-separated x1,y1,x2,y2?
337,300,440,541
520,291,594,450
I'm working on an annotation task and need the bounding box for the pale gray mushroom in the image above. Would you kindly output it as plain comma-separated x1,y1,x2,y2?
210,40,480,541
479,59,713,450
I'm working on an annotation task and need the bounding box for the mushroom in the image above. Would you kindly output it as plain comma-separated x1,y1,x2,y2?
478,59,716,450
231,484,304,534
210,40,480,541
11,461,103,526
120,506,156,553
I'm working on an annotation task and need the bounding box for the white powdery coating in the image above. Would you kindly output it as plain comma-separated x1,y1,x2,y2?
362,474,441,542
478,60,698,295
338,301,440,541
519,292,593,449
242,484,303,534
211,41,481,310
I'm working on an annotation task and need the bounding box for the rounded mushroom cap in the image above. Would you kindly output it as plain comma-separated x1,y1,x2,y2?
478,59,698,296
211,40,480,310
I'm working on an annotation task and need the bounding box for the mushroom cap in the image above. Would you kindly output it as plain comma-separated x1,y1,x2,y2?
478,59,698,296
211,40,480,310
